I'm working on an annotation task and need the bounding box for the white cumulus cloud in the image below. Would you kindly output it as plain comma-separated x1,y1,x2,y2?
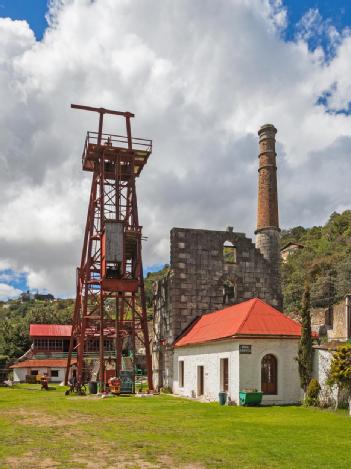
0,283,22,301
1,0,351,296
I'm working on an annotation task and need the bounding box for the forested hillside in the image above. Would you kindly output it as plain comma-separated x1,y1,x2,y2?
281,210,351,313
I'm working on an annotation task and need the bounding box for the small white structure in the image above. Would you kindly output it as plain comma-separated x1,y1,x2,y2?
10,359,76,383
280,242,304,262
173,298,303,405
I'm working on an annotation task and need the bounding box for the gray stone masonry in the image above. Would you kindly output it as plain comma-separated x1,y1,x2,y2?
152,226,283,389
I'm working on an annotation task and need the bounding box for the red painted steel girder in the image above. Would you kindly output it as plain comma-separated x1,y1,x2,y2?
65,104,153,392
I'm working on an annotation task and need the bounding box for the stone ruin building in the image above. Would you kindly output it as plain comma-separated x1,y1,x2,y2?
152,124,284,389
311,295,351,341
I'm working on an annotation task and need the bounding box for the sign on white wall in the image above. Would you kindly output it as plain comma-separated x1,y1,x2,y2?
239,345,252,354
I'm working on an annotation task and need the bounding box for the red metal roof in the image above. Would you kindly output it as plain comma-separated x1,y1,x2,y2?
174,298,302,347
29,324,72,337
10,359,77,369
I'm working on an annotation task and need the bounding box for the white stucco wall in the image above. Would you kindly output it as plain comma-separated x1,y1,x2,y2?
313,348,337,404
239,338,301,404
12,367,67,383
173,340,240,402
173,337,301,405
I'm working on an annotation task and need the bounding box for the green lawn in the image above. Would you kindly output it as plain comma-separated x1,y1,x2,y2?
0,385,350,469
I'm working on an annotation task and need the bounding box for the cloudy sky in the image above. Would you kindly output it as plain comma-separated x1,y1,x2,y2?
1,0,351,299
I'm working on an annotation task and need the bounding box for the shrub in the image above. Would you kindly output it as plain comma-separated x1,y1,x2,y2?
160,386,172,394
304,378,321,406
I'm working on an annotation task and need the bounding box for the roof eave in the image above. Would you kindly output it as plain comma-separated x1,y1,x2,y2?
174,333,301,348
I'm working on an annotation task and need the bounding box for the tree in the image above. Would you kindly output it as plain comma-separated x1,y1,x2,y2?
0,298,74,359
280,209,351,313
327,344,351,415
297,283,313,393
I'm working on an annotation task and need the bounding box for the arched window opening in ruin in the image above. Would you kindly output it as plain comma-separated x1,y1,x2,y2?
223,280,237,305
223,241,236,264
261,354,277,395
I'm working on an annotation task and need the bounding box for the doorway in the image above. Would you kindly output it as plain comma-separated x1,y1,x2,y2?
197,365,204,396
261,354,277,394
220,358,229,392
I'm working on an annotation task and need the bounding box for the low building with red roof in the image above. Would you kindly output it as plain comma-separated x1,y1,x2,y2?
172,298,305,405
10,359,77,384
10,321,149,383
10,324,77,383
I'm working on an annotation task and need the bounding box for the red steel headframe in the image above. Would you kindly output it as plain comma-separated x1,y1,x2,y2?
65,104,153,392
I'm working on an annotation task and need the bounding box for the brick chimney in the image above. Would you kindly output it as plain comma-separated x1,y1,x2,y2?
255,124,282,307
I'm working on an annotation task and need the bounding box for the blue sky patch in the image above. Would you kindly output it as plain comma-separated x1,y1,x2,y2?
0,0,48,40
144,263,165,277
0,269,28,291
284,0,351,59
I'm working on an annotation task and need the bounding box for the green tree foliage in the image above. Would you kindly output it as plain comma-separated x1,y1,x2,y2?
327,344,351,414
297,283,313,392
0,299,74,360
328,344,351,389
281,210,351,312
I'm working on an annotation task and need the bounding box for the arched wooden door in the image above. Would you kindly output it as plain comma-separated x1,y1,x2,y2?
261,354,277,394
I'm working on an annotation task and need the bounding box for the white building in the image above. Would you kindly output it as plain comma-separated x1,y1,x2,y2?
11,359,76,383
9,324,76,383
172,298,303,405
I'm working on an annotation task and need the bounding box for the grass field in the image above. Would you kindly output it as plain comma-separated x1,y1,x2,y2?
0,385,350,469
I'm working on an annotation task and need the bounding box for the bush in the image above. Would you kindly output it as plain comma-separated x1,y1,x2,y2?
160,386,172,394
304,378,321,406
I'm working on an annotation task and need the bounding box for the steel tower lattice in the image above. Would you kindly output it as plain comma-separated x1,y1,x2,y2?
65,104,153,391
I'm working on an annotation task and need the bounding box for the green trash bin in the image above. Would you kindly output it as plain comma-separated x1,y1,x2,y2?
239,391,263,406
219,391,227,405
88,381,97,394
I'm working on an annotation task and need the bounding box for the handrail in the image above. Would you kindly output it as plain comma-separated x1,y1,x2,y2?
87,131,151,144
81,131,152,168
86,131,152,150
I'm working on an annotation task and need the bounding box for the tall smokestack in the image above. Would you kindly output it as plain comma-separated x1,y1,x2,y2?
255,124,282,307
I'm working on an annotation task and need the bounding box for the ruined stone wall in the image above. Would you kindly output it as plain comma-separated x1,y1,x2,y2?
327,295,351,341
152,226,283,388
168,227,282,340
311,295,351,341
152,275,171,389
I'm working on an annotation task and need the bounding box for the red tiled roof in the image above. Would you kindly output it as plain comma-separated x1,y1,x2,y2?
174,298,302,347
10,359,77,369
29,324,72,337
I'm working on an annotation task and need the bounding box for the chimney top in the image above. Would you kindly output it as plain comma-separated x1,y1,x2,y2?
226,226,234,233
258,123,277,133
258,124,277,142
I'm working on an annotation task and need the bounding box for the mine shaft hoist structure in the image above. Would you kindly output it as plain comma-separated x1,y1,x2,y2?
65,104,153,392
